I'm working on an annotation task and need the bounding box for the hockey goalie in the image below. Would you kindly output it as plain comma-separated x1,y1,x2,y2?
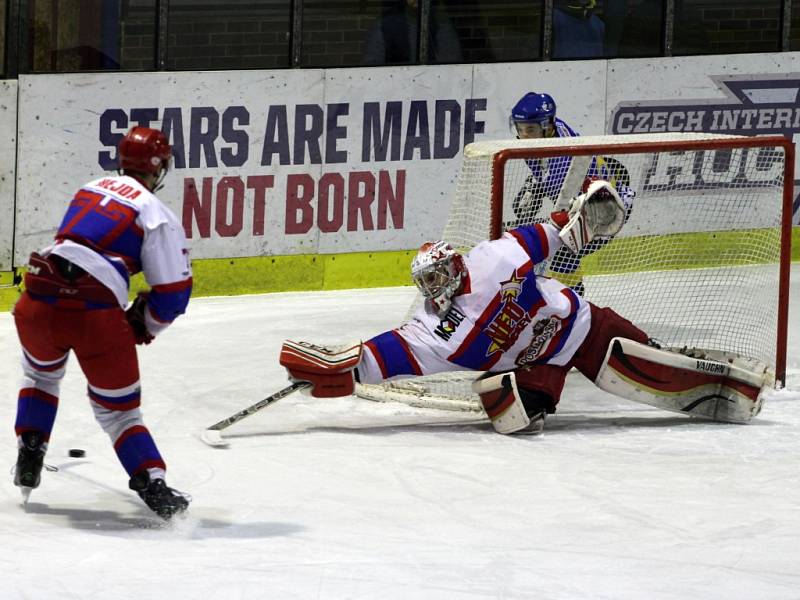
280,179,770,435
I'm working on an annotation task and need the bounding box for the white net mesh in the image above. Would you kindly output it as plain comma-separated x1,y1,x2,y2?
357,133,790,410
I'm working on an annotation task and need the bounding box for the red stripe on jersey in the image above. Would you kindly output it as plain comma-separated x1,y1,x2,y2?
537,290,579,360
391,330,423,376
509,225,549,262
60,190,104,235
447,294,504,364
152,278,193,294
535,224,550,257
96,201,141,248
478,349,504,372
509,229,526,249
365,339,388,379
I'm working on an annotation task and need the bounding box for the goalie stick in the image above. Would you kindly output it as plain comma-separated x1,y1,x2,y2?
200,381,310,447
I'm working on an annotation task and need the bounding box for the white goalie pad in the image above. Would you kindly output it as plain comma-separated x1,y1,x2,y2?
471,372,536,434
595,338,772,424
280,340,363,371
355,379,484,412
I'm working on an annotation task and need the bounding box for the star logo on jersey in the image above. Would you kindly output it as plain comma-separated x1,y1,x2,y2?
499,272,523,299
485,268,532,356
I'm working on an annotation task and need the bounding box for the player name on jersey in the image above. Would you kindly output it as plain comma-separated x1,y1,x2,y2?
95,178,143,201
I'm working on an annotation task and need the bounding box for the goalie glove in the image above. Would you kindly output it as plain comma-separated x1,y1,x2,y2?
552,178,625,254
279,340,363,398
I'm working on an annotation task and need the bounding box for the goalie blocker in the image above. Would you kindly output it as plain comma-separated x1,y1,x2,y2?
280,340,363,398
595,338,770,423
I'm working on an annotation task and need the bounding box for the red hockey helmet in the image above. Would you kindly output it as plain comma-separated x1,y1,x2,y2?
118,127,171,178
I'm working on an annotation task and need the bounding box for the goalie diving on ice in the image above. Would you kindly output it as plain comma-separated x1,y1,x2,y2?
277,178,770,436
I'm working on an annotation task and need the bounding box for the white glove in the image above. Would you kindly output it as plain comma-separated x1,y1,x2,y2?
558,179,625,254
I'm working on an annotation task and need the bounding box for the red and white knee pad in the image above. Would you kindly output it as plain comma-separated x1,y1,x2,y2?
472,372,545,435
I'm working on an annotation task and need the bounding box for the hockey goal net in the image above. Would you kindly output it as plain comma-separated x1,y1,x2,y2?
356,133,794,411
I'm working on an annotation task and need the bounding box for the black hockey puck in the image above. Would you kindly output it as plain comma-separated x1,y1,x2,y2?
68,448,86,458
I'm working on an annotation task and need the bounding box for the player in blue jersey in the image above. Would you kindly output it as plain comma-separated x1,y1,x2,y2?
11,127,192,520
508,92,635,294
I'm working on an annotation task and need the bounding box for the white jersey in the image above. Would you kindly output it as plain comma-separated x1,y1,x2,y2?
42,175,192,336
359,223,592,383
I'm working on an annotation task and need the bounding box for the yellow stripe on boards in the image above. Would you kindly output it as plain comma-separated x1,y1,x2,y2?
1,227,798,312
185,250,417,298
0,271,21,312
559,227,799,278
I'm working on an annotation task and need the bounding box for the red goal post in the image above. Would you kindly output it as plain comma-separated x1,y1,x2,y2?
356,132,794,411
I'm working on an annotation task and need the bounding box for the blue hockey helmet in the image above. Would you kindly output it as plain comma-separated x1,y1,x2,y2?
509,92,557,138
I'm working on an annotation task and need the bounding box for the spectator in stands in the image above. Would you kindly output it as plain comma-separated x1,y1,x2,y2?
616,0,664,57
362,0,462,66
603,0,628,56
553,0,606,59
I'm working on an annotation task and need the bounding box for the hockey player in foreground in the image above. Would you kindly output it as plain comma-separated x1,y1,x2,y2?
11,127,192,519
280,179,768,434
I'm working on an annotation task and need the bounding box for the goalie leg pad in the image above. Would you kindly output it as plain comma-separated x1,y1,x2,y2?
595,338,770,423
280,340,362,398
472,372,543,435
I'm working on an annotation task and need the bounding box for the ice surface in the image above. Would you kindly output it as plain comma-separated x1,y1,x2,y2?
1,266,799,599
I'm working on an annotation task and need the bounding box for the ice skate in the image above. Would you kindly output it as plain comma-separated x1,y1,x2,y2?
14,431,46,502
517,409,546,435
129,471,190,520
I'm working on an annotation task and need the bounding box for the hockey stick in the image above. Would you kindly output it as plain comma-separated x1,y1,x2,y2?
200,381,311,447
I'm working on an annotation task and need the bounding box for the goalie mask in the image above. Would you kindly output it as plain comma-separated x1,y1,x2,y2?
411,241,466,317
509,92,556,139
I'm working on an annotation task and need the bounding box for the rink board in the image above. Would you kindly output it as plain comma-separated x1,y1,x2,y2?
2,52,799,306
0,80,15,271
1,227,798,313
